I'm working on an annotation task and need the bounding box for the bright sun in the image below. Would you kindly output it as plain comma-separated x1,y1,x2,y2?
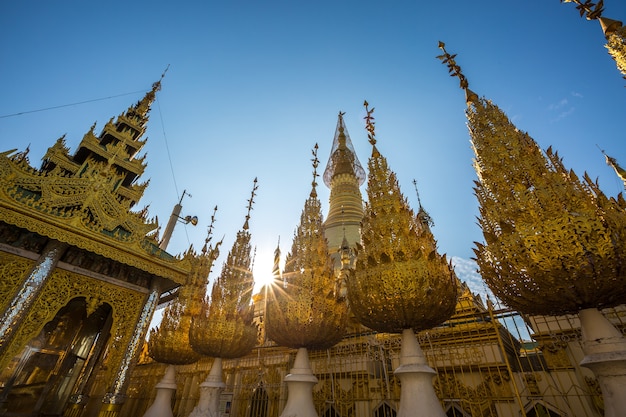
252,252,280,292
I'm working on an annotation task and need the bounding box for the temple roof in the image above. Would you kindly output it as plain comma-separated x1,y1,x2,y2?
0,81,191,287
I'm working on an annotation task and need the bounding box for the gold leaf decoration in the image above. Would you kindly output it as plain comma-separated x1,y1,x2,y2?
189,183,259,359
266,145,348,350
348,102,458,334
467,96,626,315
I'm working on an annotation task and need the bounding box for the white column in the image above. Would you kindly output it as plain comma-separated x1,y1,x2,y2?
142,365,177,417
280,348,319,417
395,329,445,417
188,358,226,417
579,308,626,417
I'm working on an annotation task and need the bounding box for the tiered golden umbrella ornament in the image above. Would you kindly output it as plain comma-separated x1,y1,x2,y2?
561,0,626,79
265,145,349,417
438,42,626,417
346,102,458,417
188,180,260,417
144,208,220,417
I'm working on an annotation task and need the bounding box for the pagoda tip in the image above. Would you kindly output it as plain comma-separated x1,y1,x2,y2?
436,41,477,104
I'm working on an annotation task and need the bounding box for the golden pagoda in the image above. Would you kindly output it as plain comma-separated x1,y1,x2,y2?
322,112,365,262
265,144,349,417
438,41,626,417
346,101,458,417
187,180,260,417
0,79,191,417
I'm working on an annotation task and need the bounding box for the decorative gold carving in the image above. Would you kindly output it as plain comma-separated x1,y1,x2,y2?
347,102,458,334
0,267,145,383
0,252,33,313
266,147,349,350
313,378,353,416
435,373,499,416
0,81,190,286
438,43,626,316
524,373,542,396
538,340,572,369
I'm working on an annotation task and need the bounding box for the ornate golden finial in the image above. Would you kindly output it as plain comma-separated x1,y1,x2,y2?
323,111,366,187
243,177,259,231
599,147,626,188
437,41,479,103
311,144,319,198
561,1,626,79
202,205,218,254
363,100,376,146
562,0,604,20
151,64,169,93
413,179,434,228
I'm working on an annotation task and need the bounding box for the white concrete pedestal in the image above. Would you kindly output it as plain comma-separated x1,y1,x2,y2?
188,358,226,417
280,348,319,417
579,308,626,417
395,329,445,417
143,365,177,417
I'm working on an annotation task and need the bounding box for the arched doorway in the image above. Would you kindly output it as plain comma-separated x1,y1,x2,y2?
0,297,112,415
247,384,269,417
374,402,396,417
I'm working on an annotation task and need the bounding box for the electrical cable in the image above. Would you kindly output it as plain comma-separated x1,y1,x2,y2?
0,90,146,119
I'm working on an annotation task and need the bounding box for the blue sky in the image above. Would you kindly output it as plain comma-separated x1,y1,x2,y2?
2,1,626,299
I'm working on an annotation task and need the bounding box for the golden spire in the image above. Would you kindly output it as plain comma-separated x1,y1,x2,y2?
601,148,626,189
561,0,626,79
265,144,348,350
347,101,458,334
323,111,366,187
147,206,219,365
189,181,259,359
323,112,365,261
438,43,626,315
132,66,168,119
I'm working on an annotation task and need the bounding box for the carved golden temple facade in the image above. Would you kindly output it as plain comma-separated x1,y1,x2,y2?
2,6,626,411
0,80,193,416
119,114,622,417
0,82,624,417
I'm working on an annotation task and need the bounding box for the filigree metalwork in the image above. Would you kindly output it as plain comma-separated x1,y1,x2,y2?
266,146,349,350
438,45,626,315
347,102,458,334
190,181,259,359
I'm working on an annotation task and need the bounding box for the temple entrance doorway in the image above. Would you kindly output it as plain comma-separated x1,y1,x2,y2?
0,297,112,416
